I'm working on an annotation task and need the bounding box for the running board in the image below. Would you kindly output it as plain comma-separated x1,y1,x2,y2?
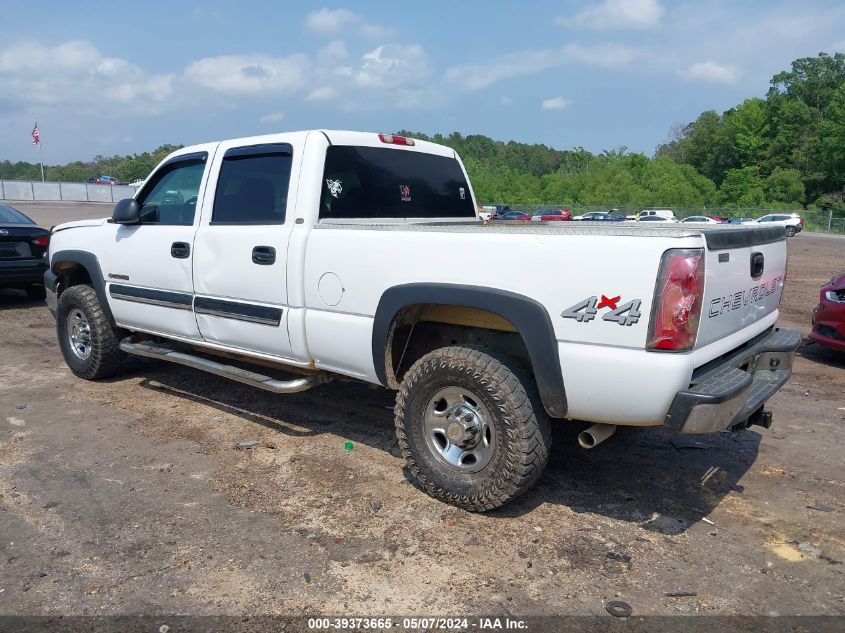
119,338,331,394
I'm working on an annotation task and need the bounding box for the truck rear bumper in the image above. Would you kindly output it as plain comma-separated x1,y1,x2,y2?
664,328,801,434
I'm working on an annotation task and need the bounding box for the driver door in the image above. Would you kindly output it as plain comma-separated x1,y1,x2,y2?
101,145,217,339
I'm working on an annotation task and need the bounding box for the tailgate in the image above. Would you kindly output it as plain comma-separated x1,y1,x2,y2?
696,226,787,347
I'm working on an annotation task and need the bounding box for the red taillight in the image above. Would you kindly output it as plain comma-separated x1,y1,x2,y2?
378,133,415,146
32,235,50,248
799,217,804,225
647,248,705,351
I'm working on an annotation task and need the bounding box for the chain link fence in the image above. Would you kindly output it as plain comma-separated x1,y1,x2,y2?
483,203,845,234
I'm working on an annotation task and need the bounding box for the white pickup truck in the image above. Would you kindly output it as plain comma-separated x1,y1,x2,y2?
45,130,800,511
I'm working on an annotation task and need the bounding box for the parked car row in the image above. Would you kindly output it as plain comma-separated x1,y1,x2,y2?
83,176,148,187
679,213,804,236
482,207,806,237
85,176,122,185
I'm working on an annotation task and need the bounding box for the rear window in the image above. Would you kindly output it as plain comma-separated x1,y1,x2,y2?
0,204,35,224
319,146,474,219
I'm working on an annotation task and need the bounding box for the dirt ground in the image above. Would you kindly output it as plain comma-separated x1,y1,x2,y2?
1,202,843,618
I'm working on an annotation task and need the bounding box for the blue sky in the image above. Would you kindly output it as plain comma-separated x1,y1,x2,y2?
1,0,844,164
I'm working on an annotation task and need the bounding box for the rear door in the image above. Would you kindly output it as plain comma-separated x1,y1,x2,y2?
696,227,788,347
192,135,304,361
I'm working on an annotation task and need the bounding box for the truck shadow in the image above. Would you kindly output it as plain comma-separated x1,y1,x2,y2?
134,363,758,534
497,423,760,531
0,289,47,310
798,339,845,370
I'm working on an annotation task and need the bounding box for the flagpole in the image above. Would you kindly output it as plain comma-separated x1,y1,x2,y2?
38,140,45,183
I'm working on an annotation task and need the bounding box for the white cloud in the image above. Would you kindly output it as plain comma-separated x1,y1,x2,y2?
305,8,359,35
682,60,740,84
185,53,309,94
500,95,513,105
307,86,338,101
359,23,396,38
559,0,665,30
541,97,571,110
0,40,99,73
317,40,348,63
106,75,174,104
445,43,641,90
259,111,285,124
304,8,395,39
355,44,432,88
0,40,172,113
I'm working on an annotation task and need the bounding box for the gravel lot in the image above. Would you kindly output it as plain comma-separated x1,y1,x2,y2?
1,202,843,617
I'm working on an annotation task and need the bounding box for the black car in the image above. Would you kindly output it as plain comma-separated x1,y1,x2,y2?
495,210,529,220
590,212,626,222
0,204,50,299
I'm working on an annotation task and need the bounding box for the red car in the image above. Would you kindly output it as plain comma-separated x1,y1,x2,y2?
518,208,572,221
810,272,845,352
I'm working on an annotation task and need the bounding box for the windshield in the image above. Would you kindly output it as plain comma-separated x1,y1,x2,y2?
320,146,475,219
0,204,35,224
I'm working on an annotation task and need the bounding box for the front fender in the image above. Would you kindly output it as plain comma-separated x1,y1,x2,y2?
49,249,114,326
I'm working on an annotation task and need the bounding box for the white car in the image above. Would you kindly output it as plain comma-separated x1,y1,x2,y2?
681,216,721,224
128,179,146,188
743,213,804,237
639,209,676,220
44,129,799,511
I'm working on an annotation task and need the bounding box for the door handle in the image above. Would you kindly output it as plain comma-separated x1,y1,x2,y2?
171,242,190,259
252,246,276,265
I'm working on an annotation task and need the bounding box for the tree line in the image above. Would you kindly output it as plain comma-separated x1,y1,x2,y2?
2,53,842,214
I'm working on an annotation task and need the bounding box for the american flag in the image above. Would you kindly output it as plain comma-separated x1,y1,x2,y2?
32,123,40,146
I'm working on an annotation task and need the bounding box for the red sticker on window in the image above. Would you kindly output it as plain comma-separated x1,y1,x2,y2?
399,185,411,202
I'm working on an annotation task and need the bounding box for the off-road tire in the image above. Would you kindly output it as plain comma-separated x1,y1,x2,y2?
57,285,125,380
25,284,46,300
785,226,796,237
395,345,551,511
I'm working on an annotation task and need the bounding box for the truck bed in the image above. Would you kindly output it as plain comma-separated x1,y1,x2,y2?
316,220,786,248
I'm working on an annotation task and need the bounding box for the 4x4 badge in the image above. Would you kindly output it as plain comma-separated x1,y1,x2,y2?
561,295,642,326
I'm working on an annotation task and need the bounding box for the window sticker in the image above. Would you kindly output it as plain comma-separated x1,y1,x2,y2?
326,179,343,198
399,184,411,202
459,187,466,199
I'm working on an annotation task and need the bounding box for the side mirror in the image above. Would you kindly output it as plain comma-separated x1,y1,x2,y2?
112,198,140,224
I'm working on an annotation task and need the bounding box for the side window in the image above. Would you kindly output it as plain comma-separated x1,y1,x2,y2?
137,154,207,225
212,143,293,225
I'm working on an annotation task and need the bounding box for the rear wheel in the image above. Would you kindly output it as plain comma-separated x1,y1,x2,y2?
785,226,796,237
56,285,125,379
395,345,551,511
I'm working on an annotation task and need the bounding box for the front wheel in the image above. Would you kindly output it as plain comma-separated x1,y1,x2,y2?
785,226,796,237
56,285,125,380
395,346,551,511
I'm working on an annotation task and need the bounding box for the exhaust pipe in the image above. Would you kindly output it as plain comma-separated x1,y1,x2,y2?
578,424,617,449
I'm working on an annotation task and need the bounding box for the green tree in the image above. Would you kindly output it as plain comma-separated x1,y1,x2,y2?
718,167,766,206
763,168,805,205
